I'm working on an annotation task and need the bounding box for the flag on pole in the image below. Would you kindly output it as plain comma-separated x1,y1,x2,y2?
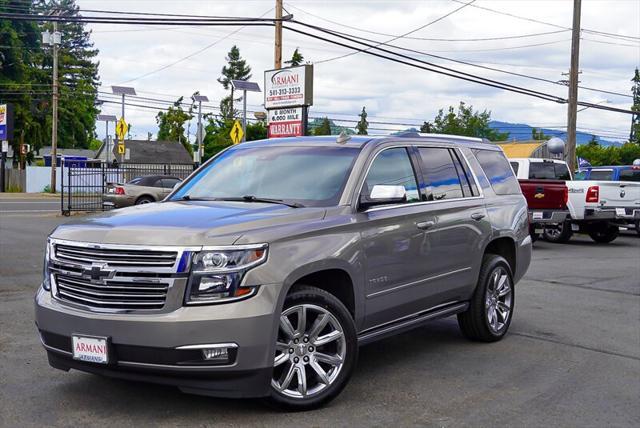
577,157,591,171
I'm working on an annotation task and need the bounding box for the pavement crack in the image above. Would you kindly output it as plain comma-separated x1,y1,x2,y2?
526,277,640,296
511,331,640,362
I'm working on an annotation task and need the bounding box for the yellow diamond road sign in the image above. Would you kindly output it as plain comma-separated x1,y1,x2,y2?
230,120,243,145
116,117,128,142
117,144,125,154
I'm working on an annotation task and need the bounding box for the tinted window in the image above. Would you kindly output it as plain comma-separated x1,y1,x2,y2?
418,147,464,200
620,169,640,182
510,162,519,175
363,148,420,203
161,178,181,188
473,149,521,195
128,177,142,185
589,169,614,181
529,162,571,180
172,146,360,207
574,170,587,180
451,149,478,197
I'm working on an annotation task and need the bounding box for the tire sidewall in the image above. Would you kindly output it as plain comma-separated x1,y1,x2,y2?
479,256,515,340
267,286,358,411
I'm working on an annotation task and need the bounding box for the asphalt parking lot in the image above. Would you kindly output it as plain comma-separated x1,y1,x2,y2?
1,201,639,427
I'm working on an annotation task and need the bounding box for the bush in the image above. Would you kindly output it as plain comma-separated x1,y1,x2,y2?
576,143,640,166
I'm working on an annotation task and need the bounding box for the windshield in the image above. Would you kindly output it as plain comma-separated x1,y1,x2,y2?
171,145,361,207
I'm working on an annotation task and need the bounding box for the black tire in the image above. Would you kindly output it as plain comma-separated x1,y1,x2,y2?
635,220,640,238
542,220,573,243
588,223,619,243
266,285,358,411
135,195,154,205
458,254,515,342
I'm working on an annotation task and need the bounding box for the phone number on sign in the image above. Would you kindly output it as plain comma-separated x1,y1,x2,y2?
268,87,301,97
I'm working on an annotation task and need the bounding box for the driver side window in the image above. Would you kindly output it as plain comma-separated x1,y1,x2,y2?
362,147,420,203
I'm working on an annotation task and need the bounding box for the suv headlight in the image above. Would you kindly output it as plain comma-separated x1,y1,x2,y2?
186,244,268,304
43,239,51,291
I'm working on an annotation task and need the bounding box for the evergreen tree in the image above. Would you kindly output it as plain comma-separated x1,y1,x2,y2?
156,97,193,155
217,45,251,119
587,134,599,147
285,48,304,67
631,67,640,144
532,127,550,141
420,121,433,133
313,117,332,136
356,106,368,135
431,102,509,141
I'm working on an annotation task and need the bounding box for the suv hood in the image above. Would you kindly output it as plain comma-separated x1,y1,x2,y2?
51,201,326,246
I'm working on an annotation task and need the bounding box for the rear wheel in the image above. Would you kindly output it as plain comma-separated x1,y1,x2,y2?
135,195,154,205
543,220,573,243
588,223,619,243
458,254,514,342
267,286,357,411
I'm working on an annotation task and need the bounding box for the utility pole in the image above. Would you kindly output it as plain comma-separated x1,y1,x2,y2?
48,21,61,194
566,0,582,172
274,0,283,69
193,95,208,163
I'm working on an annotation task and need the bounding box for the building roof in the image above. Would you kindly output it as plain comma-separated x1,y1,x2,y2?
496,140,545,158
39,147,98,158
98,140,193,164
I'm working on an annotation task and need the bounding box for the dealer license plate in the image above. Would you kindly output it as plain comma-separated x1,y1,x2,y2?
615,208,626,216
72,335,108,364
532,212,543,220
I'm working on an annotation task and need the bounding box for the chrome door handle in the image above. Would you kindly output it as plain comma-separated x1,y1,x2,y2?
416,221,435,230
471,213,486,221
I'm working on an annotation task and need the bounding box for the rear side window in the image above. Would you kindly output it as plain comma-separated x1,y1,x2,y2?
473,149,521,195
620,169,640,182
417,147,464,200
529,162,571,180
510,162,519,175
363,147,420,203
161,178,181,188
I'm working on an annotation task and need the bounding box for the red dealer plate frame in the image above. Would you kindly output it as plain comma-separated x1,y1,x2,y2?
72,334,109,364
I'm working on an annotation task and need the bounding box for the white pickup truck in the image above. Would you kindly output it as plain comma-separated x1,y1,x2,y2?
509,158,640,243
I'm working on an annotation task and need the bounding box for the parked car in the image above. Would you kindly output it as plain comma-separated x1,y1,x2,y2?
575,165,640,182
510,158,640,242
509,159,569,240
36,135,532,410
103,175,182,208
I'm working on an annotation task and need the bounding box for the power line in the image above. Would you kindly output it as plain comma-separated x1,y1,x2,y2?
315,0,476,64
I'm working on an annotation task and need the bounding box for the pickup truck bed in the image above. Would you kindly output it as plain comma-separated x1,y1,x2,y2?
519,179,568,210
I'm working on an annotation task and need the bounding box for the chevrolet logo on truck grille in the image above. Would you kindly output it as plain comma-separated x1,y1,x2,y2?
82,263,116,282
534,193,545,199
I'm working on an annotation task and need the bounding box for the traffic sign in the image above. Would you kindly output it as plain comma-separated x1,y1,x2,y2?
230,120,243,145
117,143,126,154
115,117,128,142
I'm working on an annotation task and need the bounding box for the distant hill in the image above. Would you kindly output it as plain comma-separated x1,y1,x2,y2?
488,121,624,146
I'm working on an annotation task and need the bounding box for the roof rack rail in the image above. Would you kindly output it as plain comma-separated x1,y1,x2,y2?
394,132,490,144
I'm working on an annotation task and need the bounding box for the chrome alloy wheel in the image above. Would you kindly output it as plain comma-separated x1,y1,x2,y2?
484,267,513,333
272,304,346,399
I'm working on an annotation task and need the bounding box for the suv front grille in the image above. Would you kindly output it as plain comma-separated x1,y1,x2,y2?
50,240,185,311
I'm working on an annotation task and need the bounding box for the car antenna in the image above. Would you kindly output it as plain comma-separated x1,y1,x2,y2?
336,131,351,145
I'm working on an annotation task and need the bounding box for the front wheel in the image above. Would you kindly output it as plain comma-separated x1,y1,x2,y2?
588,223,619,243
543,220,573,243
267,286,358,411
458,254,514,342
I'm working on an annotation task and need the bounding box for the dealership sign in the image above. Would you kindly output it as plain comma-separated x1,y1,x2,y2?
268,107,304,138
0,104,13,140
264,65,313,109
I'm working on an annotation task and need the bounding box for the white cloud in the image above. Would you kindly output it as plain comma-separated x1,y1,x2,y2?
81,0,640,142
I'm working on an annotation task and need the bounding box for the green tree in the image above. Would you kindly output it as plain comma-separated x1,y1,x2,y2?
285,48,304,67
355,106,368,135
201,115,267,160
431,102,509,141
576,142,640,166
587,134,599,147
217,45,251,119
313,117,332,136
420,121,433,133
156,97,193,155
630,67,640,144
532,127,550,141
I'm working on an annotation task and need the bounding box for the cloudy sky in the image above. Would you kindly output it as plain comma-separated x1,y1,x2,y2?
80,0,640,142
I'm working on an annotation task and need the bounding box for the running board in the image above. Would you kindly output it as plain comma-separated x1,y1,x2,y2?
357,302,469,346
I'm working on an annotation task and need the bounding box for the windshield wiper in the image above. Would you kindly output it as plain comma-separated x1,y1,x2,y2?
215,195,304,208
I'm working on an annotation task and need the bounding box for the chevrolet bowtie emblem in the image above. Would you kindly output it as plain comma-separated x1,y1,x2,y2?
82,263,115,282
534,193,545,199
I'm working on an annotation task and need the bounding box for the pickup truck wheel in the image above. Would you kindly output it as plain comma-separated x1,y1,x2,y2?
542,220,573,243
267,286,357,411
635,220,640,237
458,254,514,342
588,223,619,243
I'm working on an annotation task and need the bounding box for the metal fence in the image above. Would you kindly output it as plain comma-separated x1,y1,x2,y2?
61,161,196,215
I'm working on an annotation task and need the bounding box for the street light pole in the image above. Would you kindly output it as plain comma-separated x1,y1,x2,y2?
50,21,60,194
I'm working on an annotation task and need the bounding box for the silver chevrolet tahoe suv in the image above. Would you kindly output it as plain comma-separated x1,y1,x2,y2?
36,134,532,410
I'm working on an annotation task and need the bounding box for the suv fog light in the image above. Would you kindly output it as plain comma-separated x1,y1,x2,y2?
202,347,229,361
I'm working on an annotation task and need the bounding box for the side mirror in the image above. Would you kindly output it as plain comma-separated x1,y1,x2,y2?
360,185,407,209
